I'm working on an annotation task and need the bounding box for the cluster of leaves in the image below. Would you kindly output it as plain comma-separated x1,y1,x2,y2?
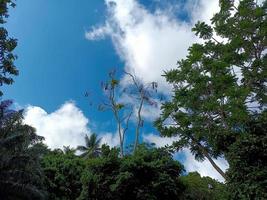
77,134,102,159
41,149,86,200
0,0,18,95
41,143,229,200
0,100,47,199
226,112,267,199
156,0,266,198
158,0,266,157
79,145,186,200
181,172,229,200
39,143,229,200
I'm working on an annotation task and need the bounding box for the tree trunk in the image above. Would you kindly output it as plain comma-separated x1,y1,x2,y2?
197,143,227,179
134,98,144,153
202,149,227,180
118,121,124,157
190,137,227,179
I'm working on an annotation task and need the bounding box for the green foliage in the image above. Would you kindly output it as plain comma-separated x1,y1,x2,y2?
0,100,46,199
63,145,76,155
41,150,86,200
0,0,18,95
1,1,265,199
181,172,228,200
157,0,266,197
79,145,185,200
226,112,267,199
192,21,213,40
76,133,102,159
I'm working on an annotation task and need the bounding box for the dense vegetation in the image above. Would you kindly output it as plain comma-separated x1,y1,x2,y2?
0,100,46,199
0,0,266,199
41,143,227,200
180,172,228,200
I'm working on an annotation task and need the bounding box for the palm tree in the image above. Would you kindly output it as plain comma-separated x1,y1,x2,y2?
77,133,102,158
63,145,76,155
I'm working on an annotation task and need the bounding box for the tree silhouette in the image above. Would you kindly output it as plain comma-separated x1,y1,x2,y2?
63,145,76,155
77,133,102,158
156,0,266,181
0,0,19,95
98,69,132,157
0,100,46,199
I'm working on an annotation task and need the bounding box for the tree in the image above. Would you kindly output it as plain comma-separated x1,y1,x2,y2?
78,145,185,200
180,172,228,200
93,69,160,155
63,145,76,155
0,100,46,199
77,133,102,159
98,69,133,157
124,71,159,153
0,0,19,95
41,149,86,200
226,112,267,199
156,0,266,182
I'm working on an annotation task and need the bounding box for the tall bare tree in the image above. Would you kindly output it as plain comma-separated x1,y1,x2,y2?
99,69,132,157
124,71,159,153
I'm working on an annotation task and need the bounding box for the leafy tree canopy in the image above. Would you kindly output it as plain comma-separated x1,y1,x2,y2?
0,0,18,95
156,0,266,198
79,145,186,200
0,100,46,199
181,172,228,200
41,149,86,200
77,133,102,159
226,111,267,199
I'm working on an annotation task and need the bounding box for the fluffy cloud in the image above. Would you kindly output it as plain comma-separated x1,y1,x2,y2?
85,0,220,127
143,133,179,147
24,102,90,149
86,0,219,93
24,101,121,150
100,131,120,147
143,134,228,182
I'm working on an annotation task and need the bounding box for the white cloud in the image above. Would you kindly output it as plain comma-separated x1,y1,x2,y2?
24,101,90,149
143,133,179,147
118,91,161,123
143,134,229,182
85,24,111,40
24,101,121,150
140,99,162,122
86,0,220,94
85,0,220,121
100,131,120,147
189,0,219,25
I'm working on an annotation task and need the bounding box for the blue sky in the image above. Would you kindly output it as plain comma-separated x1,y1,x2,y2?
4,0,118,113
4,0,128,137
3,0,229,181
3,0,188,144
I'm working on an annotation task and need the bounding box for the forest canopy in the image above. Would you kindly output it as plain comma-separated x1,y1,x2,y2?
0,0,266,199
